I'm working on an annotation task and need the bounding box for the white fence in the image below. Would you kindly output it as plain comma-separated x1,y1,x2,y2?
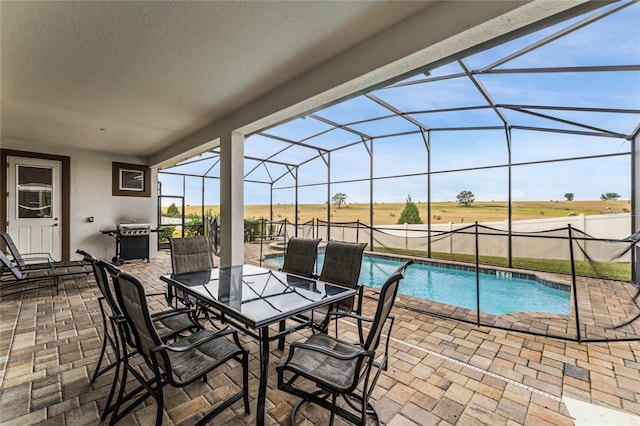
286,213,632,262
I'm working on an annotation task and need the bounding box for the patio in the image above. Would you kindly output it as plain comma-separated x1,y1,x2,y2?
1,248,639,425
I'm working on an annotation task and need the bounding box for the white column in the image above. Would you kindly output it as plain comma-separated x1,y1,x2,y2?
220,131,245,267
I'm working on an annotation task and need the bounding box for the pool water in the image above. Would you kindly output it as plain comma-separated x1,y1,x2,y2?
267,254,570,316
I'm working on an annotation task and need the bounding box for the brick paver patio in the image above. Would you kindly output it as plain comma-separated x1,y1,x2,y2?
1,247,639,425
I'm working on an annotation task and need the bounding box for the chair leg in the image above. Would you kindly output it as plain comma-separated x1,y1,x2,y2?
109,355,128,426
155,375,164,426
102,319,124,421
329,392,336,426
165,284,174,307
101,351,120,421
92,319,109,383
242,350,250,414
92,301,114,383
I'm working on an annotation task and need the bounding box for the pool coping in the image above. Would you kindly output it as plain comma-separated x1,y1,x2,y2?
263,250,572,293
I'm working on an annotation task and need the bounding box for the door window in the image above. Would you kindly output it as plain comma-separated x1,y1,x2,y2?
17,165,53,218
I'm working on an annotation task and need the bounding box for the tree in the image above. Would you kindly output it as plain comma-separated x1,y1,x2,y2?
456,190,475,207
166,202,180,217
600,192,620,201
332,193,347,209
398,194,422,224
564,193,574,201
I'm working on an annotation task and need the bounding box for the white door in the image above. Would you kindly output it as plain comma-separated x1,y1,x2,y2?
7,156,62,261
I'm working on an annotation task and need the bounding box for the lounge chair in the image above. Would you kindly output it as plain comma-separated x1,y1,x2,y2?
0,244,91,297
0,231,90,273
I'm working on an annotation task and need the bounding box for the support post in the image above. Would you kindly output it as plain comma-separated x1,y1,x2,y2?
220,132,245,267
269,183,273,223
633,132,639,282
506,125,513,268
421,130,432,258
369,139,374,250
201,176,205,236
295,166,299,238
475,222,480,326
327,152,331,241
568,224,581,342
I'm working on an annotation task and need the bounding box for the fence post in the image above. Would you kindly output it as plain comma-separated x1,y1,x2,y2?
405,223,409,250
568,224,581,342
356,220,360,243
259,218,264,266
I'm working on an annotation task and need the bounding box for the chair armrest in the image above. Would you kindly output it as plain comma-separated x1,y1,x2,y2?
19,254,53,265
289,341,373,361
150,308,193,321
151,328,238,354
326,311,374,323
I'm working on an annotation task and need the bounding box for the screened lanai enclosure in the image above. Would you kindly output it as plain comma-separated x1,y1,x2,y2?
159,2,640,342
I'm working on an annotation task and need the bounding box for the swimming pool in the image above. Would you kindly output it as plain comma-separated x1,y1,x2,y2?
266,254,570,316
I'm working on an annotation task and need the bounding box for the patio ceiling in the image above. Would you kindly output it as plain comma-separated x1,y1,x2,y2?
0,1,438,157
162,1,640,189
1,1,610,165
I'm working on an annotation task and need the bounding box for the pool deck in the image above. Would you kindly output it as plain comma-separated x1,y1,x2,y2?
1,245,639,425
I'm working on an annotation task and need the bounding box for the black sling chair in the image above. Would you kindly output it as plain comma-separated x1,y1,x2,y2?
106,262,249,425
277,260,413,425
77,250,201,422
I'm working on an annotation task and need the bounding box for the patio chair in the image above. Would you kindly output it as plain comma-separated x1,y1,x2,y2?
106,263,249,426
168,235,226,328
167,235,215,308
282,237,321,278
77,250,201,421
314,240,367,340
277,260,413,425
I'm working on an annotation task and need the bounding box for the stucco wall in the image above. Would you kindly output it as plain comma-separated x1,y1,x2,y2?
1,139,159,262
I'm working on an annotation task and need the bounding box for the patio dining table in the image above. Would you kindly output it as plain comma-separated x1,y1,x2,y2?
160,264,356,425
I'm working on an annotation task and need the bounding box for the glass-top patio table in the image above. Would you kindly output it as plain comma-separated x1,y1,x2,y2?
160,264,356,425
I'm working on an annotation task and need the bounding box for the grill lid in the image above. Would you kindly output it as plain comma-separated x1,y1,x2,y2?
118,222,151,235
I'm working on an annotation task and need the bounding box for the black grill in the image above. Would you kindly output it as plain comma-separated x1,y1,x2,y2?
117,223,150,264
101,223,151,265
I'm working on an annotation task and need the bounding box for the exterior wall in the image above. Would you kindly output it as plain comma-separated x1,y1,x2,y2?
1,139,158,261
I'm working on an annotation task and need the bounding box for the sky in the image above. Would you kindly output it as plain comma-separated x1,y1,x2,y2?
160,1,639,207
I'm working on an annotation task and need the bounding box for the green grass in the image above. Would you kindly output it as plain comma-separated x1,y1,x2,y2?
370,247,631,281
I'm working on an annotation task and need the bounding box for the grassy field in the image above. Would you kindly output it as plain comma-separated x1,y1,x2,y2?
170,199,631,225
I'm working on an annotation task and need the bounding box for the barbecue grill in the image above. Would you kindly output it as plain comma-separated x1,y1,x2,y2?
101,222,151,265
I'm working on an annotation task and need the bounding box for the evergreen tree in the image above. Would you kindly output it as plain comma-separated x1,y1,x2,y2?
166,202,180,217
397,195,423,224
